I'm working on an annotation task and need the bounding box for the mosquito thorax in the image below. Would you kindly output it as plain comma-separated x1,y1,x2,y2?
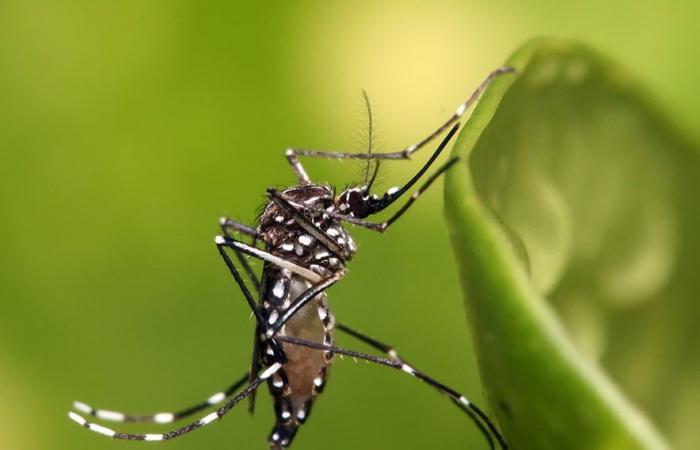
259,184,358,273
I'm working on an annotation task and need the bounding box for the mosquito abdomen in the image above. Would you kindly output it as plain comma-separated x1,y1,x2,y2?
263,274,335,449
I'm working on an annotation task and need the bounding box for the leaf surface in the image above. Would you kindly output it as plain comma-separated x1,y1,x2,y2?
445,38,700,450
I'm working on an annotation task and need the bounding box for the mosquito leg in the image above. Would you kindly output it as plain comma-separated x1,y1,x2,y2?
247,326,263,414
336,322,399,359
216,235,321,283
216,237,268,327
219,218,261,292
215,219,266,414
68,364,282,441
283,67,514,183
277,336,507,450
71,372,249,425
335,321,497,448
219,217,258,238
335,324,496,449
285,149,313,184
336,321,491,431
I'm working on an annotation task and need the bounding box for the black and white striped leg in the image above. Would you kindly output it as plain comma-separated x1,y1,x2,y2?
283,66,514,183
277,336,507,450
71,372,249,425
214,229,264,415
336,322,498,449
68,364,282,441
212,234,266,416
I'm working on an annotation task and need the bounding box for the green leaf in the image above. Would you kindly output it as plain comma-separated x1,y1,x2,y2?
445,38,700,450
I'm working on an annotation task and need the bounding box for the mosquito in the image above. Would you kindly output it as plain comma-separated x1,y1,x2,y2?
69,66,514,449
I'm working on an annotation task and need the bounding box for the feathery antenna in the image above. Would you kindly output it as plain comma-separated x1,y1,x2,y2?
361,89,374,189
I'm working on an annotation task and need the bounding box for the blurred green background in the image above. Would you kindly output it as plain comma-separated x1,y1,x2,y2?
1,2,698,450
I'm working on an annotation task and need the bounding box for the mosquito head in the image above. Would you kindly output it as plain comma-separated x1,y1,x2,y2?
336,188,369,218
335,186,391,219
336,121,462,221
